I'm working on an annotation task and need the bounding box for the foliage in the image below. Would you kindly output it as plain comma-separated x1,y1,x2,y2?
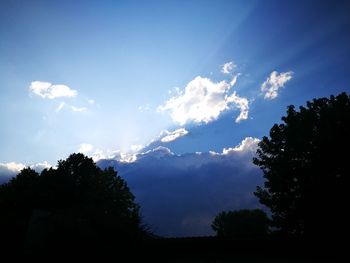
211,209,269,238
253,92,350,238
0,153,147,253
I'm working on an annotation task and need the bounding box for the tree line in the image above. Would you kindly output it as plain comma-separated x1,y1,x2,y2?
0,153,149,255
212,92,350,242
0,92,349,254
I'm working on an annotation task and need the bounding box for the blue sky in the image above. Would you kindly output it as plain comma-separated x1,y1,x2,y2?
1,0,350,236
1,0,350,164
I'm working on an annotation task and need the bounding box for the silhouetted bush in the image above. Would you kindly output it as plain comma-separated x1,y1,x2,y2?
211,209,269,238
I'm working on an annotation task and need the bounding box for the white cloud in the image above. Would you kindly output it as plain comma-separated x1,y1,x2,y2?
130,144,144,152
78,143,94,154
137,146,174,160
55,102,65,113
91,146,174,163
221,61,236,74
222,137,260,155
160,128,189,143
89,148,137,163
261,71,293,99
71,106,87,112
0,162,25,173
55,103,87,113
30,161,51,171
226,92,249,123
0,161,51,183
88,99,95,104
158,75,248,125
30,81,77,99
119,152,137,163
98,136,259,166
229,73,239,87
90,149,109,162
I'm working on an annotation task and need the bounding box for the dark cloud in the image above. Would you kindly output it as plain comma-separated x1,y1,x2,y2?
0,141,264,237
97,141,264,237
0,165,18,184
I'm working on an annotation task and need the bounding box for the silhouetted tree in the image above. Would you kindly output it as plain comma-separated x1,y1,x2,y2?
211,209,269,238
0,153,147,254
254,92,350,239
0,168,40,251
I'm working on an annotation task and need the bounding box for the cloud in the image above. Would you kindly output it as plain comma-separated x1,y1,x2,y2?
222,137,260,155
0,161,51,184
261,71,293,99
97,137,263,237
160,128,189,143
158,75,249,125
81,145,138,163
226,91,249,123
137,146,174,160
221,61,236,74
88,128,189,162
71,106,87,112
0,162,25,173
89,149,137,163
30,81,77,99
55,103,87,113
0,136,262,237
130,144,144,152
88,99,95,105
55,102,66,113
90,149,111,162
78,143,94,154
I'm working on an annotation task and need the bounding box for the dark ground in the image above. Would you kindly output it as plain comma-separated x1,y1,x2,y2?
131,236,344,262
2,236,342,261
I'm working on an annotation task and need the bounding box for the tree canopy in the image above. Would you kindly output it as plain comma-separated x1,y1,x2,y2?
211,209,269,238
253,92,350,239
0,153,147,254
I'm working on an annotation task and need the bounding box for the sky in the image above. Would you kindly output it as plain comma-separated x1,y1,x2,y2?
1,0,350,236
